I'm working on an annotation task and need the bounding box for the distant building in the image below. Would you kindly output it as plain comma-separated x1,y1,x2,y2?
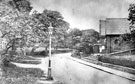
100,18,130,53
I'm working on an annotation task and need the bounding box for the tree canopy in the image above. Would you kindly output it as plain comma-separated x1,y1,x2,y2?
0,0,70,56
81,29,99,44
66,28,99,54
121,4,135,48
0,0,34,55
67,28,82,47
31,9,70,49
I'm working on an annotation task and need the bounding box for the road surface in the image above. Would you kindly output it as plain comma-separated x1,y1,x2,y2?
12,53,135,84
51,53,135,84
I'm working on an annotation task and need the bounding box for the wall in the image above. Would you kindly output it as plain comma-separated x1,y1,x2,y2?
106,35,131,53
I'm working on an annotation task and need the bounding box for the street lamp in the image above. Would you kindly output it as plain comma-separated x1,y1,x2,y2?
47,23,53,80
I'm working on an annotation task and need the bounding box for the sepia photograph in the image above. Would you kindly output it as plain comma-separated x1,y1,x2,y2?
0,0,135,84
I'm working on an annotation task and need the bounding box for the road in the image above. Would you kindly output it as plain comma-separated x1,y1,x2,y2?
50,53,135,84
12,53,135,84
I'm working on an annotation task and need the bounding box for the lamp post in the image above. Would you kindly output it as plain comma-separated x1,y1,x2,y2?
47,23,53,80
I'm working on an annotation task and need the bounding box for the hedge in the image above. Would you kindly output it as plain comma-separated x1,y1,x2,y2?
31,49,72,56
98,56,135,69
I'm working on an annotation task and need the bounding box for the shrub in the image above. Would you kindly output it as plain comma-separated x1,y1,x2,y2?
71,49,80,57
74,43,94,55
1,54,13,67
31,50,48,56
98,56,135,69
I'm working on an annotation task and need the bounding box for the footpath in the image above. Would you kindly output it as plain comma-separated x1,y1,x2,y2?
67,56,135,82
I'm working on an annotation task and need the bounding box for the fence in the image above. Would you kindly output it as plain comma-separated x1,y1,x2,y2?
107,48,135,56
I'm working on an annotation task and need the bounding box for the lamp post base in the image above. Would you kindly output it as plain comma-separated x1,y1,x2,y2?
47,67,53,80
47,59,53,80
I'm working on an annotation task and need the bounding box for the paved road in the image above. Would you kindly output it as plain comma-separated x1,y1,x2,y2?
12,53,135,84
50,53,135,84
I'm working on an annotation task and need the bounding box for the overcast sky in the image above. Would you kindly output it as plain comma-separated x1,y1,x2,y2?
30,0,134,31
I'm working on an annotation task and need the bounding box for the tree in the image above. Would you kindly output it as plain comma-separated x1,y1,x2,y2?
69,29,99,56
81,29,99,44
0,0,36,66
67,28,82,47
0,0,70,57
30,9,70,50
128,4,135,25
0,0,34,56
122,4,135,48
8,0,32,12
75,29,99,55
74,42,93,54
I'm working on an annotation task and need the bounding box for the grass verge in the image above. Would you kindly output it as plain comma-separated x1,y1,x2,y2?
0,63,44,84
12,60,41,64
11,55,41,64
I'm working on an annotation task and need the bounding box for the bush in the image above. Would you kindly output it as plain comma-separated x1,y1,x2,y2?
1,54,13,67
71,50,80,57
31,50,48,56
51,49,72,54
98,56,135,69
31,49,72,57
74,43,94,55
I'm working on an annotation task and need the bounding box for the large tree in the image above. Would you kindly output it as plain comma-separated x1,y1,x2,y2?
68,28,99,55
121,4,135,49
81,29,99,44
0,0,34,56
0,0,70,57
67,28,82,47
31,10,70,50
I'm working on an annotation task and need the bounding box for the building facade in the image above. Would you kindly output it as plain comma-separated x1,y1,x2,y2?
100,18,130,53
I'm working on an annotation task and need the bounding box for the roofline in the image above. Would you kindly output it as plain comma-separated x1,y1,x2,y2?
106,18,128,20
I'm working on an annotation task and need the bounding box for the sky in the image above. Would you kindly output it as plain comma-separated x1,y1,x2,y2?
30,0,135,31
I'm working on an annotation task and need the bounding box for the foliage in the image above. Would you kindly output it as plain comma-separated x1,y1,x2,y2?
74,42,94,54
128,4,135,25
0,0,35,57
121,33,131,41
0,0,70,58
68,28,82,37
118,4,135,49
67,28,99,55
31,10,70,49
31,49,72,57
125,4,135,48
81,29,99,44
67,28,82,47
99,56,135,69
8,0,33,12
67,29,99,47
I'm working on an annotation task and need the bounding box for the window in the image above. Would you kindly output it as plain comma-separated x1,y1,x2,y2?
114,38,119,44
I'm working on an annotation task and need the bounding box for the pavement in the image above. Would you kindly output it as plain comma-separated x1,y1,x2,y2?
68,56,135,81
12,53,135,84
